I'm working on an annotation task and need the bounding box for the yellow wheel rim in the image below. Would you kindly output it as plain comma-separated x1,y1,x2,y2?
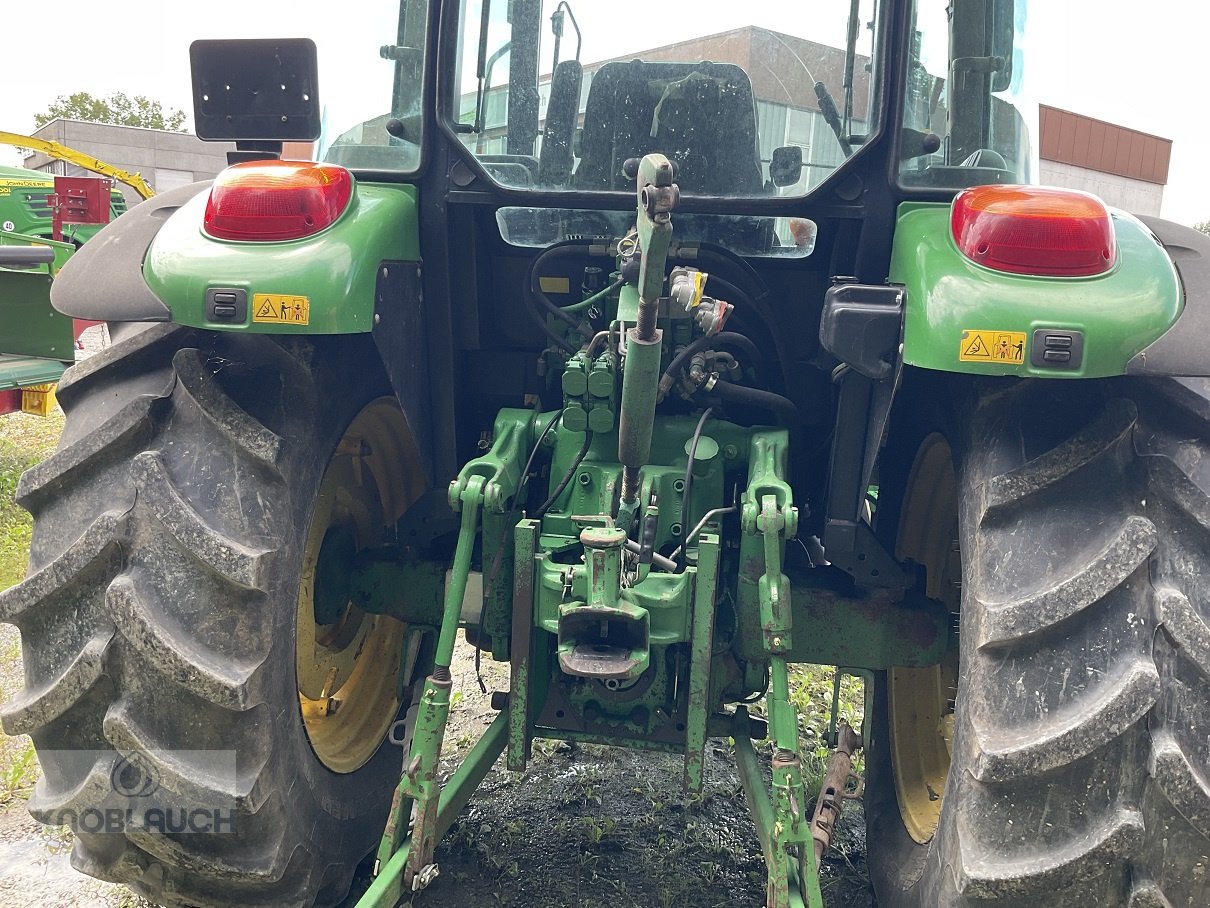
888,433,961,844
298,397,425,773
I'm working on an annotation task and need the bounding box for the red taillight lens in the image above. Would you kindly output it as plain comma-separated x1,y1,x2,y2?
204,161,353,242
951,185,1116,277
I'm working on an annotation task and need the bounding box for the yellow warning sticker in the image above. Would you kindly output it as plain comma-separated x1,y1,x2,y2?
959,329,1026,364
252,294,310,326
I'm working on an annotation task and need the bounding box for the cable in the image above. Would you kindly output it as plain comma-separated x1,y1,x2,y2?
625,538,677,572
534,430,594,517
563,277,623,314
739,664,772,703
678,408,714,571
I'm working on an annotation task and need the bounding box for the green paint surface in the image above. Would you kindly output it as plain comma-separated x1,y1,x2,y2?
892,202,1182,377
0,233,75,365
144,181,419,334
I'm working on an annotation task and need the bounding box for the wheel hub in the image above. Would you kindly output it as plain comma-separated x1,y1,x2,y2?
297,397,425,773
888,434,961,844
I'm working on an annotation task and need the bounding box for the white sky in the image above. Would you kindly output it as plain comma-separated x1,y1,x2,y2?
1,0,1207,225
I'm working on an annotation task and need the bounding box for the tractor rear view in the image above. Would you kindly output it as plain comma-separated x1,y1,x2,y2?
5,2,1210,907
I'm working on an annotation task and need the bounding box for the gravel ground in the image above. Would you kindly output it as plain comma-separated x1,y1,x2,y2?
74,324,110,361
0,629,875,908
0,624,146,908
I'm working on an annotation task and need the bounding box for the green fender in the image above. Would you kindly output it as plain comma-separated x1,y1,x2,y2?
143,179,420,334
891,201,1183,378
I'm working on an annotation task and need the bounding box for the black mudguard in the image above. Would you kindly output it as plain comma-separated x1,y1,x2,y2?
1129,216,1210,376
50,182,210,322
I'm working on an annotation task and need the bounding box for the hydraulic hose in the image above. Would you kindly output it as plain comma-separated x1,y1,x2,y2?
701,272,798,407
659,331,763,399
528,242,608,334
703,274,757,313
524,301,578,355
673,242,770,300
702,381,801,425
524,241,614,353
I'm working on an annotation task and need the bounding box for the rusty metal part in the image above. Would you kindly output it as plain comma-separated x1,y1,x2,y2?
810,721,865,864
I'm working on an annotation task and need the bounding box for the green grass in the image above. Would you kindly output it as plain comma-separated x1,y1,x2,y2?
745,662,867,797
0,410,64,810
0,736,37,805
0,410,63,590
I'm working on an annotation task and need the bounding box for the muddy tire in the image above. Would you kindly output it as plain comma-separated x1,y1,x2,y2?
866,375,1210,907
1,324,428,907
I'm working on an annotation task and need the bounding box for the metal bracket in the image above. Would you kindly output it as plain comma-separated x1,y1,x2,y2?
822,366,909,589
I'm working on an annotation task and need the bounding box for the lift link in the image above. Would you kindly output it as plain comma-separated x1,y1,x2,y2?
749,491,823,908
374,475,485,898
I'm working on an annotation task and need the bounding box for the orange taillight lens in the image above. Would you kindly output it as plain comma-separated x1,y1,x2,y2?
204,160,353,242
951,185,1116,277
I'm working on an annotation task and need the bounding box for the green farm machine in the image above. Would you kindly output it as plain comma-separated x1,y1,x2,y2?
0,140,148,416
5,1,1210,906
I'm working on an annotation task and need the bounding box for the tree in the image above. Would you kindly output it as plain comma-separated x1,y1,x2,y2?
1195,220,1210,236
34,92,186,132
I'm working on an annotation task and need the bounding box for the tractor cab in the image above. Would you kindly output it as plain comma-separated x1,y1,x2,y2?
318,0,1032,250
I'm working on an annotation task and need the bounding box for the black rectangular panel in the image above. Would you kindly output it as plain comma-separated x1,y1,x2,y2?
191,38,320,142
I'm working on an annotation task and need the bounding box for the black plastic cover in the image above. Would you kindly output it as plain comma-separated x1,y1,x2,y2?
819,283,905,379
191,38,321,142
1129,217,1210,376
50,183,210,322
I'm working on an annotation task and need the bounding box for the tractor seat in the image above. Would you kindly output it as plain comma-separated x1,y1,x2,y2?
573,60,765,196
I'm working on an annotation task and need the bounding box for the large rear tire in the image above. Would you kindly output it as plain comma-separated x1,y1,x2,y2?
867,374,1210,907
1,324,431,907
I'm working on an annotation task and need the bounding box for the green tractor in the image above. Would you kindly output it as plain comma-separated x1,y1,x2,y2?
5,1,1209,906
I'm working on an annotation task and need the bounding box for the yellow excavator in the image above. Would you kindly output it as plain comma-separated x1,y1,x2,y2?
0,130,155,200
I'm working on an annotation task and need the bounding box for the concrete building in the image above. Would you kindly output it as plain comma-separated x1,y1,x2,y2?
22,119,235,205
1038,105,1170,215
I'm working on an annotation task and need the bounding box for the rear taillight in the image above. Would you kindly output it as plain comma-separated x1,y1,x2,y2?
951,185,1116,277
204,161,353,242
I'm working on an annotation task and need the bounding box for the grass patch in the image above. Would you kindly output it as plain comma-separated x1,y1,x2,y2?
789,664,866,755
0,736,38,805
0,409,63,590
0,411,63,815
